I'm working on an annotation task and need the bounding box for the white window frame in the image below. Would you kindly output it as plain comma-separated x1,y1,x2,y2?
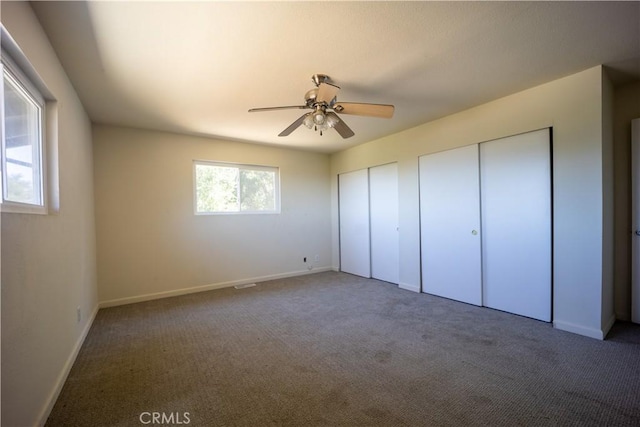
1,32,48,215
193,160,281,215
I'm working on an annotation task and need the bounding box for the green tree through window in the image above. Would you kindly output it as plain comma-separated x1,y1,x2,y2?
195,162,279,214
240,169,275,211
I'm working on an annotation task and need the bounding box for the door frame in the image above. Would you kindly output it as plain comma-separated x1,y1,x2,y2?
631,119,640,323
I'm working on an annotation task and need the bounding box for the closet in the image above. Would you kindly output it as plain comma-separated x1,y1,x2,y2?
339,163,399,283
338,169,370,278
370,163,400,284
419,145,482,305
419,129,552,322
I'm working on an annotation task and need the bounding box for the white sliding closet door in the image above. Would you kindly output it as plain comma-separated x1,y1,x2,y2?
339,169,371,278
419,145,482,305
370,163,399,284
632,119,640,324
480,129,552,322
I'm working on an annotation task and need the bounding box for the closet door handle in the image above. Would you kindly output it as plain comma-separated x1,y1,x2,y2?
635,230,640,236
471,230,478,236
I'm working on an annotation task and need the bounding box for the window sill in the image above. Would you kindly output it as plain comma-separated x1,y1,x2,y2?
0,202,47,215
195,210,281,216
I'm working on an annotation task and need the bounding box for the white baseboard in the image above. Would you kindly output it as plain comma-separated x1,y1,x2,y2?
37,304,99,426
99,267,334,308
553,319,609,340
399,282,420,293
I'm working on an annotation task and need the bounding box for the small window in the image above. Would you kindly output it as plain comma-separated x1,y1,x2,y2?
194,161,280,214
1,48,46,212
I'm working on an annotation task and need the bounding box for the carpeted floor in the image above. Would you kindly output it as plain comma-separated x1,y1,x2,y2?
46,271,640,426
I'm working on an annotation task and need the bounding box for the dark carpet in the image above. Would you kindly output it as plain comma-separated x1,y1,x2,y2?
46,271,640,426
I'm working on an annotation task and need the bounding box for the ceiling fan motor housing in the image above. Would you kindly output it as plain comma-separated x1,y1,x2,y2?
304,89,318,107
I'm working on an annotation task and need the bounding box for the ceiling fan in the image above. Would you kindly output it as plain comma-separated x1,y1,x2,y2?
248,74,394,139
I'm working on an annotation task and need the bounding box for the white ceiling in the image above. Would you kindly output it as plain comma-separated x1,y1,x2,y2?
31,1,640,153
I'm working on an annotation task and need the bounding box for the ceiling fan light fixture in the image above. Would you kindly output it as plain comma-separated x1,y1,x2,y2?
303,113,314,129
326,113,339,128
312,108,326,125
305,109,338,135
314,120,328,132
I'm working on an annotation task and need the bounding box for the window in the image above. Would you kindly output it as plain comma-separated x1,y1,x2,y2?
194,161,280,214
1,46,46,213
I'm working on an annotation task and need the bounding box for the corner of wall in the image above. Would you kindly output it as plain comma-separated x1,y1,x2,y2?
601,67,615,330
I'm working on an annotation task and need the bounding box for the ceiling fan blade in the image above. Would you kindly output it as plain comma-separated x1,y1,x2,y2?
333,102,394,118
278,113,310,137
316,82,340,104
328,112,354,139
249,105,309,113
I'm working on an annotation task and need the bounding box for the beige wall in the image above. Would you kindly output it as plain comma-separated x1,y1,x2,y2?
93,125,331,305
613,80,640,320
1,2,98,426
331,66,613,339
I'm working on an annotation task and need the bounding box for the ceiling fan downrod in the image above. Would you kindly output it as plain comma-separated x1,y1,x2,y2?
311,74,330,87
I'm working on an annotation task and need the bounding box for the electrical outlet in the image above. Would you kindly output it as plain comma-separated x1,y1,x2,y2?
76,306,81,323
314,254,320,263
